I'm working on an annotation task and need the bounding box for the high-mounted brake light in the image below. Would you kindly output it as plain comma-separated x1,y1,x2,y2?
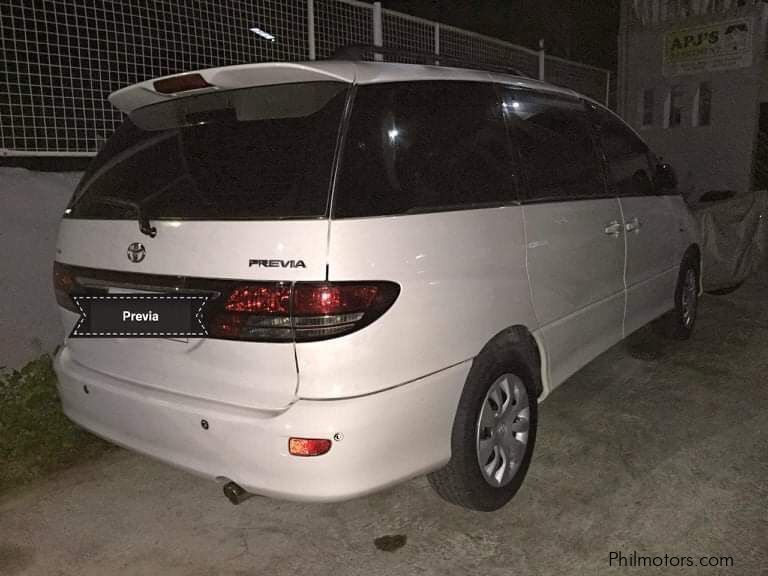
153,73,212,94
289,437,332,457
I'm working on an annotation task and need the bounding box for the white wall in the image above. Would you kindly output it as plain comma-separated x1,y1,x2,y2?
0,168,82,369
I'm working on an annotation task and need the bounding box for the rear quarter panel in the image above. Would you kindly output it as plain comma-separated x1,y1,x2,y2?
296,207,536,399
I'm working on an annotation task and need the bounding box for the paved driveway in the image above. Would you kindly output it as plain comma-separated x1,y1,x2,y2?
2,272,767,576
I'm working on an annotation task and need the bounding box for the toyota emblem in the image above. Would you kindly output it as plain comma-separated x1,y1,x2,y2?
127,242,146,263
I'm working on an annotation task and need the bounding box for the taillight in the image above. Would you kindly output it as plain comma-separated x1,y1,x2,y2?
224,285,291,314
50,263,399,343
206,282,399,342
208,283,293,341
292,283,392,341
53,262,78,313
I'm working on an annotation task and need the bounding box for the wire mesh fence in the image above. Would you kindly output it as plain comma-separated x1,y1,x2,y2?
381,10,434,62
1,0,611,156
314,0,372,59
438,24,541,78
545,55,610,106
1,0,308,154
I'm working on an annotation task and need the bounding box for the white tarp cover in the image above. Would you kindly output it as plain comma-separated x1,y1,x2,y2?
693,190,768,291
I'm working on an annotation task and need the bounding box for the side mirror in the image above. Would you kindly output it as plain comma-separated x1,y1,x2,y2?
654,163,677,191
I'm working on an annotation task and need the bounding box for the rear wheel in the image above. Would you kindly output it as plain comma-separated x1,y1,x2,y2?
428,341,538,511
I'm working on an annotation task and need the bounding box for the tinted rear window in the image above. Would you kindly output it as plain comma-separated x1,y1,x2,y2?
67,82,349,220
333,81,519,218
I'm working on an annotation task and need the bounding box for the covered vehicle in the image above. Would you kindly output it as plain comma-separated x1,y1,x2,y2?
691,189,767,293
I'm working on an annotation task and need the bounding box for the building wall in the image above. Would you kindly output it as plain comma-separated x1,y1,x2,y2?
0,168,80,369
619,1,768,202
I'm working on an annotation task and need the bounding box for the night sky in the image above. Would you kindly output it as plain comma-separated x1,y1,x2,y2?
381,0,621,70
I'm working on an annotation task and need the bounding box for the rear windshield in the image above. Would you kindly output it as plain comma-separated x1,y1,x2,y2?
67,81,349,220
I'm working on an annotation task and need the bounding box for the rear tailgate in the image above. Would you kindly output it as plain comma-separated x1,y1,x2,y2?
55,75,349,411
57,219,329,410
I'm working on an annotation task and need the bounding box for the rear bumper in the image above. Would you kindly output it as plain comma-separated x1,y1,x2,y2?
54,347,469,502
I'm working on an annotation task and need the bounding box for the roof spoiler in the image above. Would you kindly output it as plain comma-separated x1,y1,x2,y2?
108,61,356,114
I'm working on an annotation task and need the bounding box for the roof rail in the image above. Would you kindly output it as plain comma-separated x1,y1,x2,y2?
331,44,529,78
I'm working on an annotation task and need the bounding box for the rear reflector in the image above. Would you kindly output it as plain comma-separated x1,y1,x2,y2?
153,73,212,94
289,438,332,457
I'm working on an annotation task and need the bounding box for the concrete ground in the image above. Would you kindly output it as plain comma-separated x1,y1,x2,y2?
2,273,767,576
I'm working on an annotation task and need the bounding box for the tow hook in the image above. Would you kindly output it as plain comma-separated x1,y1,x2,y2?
222,481,253,505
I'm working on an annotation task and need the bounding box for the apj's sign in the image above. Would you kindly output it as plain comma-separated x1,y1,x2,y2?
663,18,753,76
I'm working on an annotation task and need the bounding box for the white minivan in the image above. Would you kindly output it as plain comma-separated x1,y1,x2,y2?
53,59,701,511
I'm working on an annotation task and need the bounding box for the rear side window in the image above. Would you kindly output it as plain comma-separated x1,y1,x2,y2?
67,82,349,220
590,105,656,197
333,81,519,218
498,88,605,202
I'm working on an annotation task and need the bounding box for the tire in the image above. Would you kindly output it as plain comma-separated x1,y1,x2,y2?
428,334,538,511
653,251,700,340
706,280,744,296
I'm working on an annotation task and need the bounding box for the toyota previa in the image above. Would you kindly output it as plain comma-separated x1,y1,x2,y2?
53,59,701,511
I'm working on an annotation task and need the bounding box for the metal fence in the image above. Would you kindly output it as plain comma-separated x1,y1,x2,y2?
1,0,611,156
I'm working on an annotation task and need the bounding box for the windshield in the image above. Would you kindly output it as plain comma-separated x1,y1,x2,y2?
67,81,349,220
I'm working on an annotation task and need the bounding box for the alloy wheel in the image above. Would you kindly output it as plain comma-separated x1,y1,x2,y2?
681,268,698,328
476,373,531,487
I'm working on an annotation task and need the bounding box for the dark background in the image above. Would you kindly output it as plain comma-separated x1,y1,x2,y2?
381,0,621,69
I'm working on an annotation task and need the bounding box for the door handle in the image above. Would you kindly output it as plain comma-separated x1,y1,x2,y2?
603,220,622,236
625,217,642,233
